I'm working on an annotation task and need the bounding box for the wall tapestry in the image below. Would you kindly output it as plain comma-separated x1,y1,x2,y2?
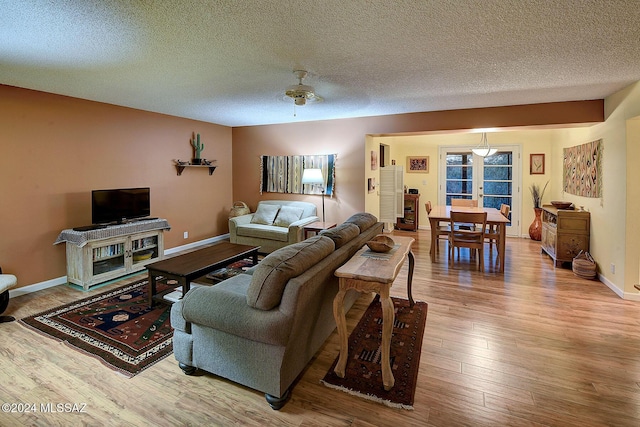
260,154,336,196
563,139,602,198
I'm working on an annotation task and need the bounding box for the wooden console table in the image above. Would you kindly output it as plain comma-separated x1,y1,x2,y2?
333,235,415,391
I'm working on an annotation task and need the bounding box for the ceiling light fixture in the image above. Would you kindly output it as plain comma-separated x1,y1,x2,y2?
285,70,322,106
472,132,497,157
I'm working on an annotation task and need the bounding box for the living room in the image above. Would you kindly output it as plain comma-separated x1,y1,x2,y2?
3,1,640,425
3,83,640,299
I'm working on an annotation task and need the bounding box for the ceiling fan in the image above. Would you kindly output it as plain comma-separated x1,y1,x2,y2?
284,70,323,106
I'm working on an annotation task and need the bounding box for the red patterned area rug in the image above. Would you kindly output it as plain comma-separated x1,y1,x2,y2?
20,278,175,377
321,296,427,410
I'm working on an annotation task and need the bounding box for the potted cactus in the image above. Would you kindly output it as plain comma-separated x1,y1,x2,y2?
190,132,204,165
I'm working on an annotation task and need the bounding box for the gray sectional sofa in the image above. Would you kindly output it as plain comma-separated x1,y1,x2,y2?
171,213,383,409
229,200,319,253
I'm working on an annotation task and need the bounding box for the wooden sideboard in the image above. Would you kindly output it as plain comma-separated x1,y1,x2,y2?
541,205,590,267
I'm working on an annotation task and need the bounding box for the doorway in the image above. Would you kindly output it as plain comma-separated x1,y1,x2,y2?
438,145,521,236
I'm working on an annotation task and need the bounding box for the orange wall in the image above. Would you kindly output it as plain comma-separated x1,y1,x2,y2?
232,100,603,223
0,85,233,288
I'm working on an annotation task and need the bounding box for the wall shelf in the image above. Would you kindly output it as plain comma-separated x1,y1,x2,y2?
174,161,217,176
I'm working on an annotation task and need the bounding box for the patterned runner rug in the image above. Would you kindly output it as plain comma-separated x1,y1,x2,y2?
20,278,175,377
321,296,428,410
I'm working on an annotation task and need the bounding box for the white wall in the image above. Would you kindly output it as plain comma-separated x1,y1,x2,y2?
626,117,640,298
364,135,380,219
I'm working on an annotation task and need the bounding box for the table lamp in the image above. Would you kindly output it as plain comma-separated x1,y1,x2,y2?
301,168,325,222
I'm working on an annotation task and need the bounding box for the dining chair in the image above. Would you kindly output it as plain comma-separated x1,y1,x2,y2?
450,198,478,230
426,201,450,253
485,204,510,259
451,198,478,207
449,211,487,272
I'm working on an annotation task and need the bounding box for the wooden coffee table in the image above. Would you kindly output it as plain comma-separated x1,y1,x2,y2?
333,236,415,391
147,242,259,307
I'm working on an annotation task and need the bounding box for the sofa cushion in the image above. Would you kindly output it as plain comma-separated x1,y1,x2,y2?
251,204,280,225
319,223,360,249
247,236,335,310
236,224,289,242
258,200,317,219
273,205,304,227
344,212,378,232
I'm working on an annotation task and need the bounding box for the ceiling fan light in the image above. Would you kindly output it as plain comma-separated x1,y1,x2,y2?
285,84,316,104
286,83,314,95
284,70,322,107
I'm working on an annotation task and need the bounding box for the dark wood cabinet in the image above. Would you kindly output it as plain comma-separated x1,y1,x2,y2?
396,194,420,231
541,205,590,267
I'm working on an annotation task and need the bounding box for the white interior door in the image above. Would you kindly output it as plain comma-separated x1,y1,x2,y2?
379,165,404,225
439,146,521,236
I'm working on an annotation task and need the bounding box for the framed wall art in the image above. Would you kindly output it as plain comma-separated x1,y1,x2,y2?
563,139,602,198
370,150,378,170
530,153,545,175
407,156,429,173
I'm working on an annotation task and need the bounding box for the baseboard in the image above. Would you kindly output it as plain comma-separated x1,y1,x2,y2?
624,290,640,301
9,234,230,298
9,276,69,298
164,233,229,255
595,272,627,299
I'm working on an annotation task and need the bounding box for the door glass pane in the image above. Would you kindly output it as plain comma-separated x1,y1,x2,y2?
483,151,512,224
441,146,518,235
445,152,473,205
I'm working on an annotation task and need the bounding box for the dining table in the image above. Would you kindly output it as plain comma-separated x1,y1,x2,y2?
427,205,510,273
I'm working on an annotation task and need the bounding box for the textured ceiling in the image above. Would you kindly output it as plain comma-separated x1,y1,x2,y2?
1,1,639,127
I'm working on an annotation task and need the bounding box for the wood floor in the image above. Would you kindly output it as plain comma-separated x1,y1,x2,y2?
2,230,640,426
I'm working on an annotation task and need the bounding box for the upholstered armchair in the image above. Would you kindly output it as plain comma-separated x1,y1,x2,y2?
0,266,17,322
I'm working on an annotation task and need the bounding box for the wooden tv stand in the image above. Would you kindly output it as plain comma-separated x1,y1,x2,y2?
55,219,170,290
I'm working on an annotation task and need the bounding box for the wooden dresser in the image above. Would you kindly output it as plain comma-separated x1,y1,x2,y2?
396,193,420,231
541,205,590,267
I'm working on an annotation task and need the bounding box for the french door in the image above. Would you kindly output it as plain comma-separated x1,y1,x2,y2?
438,146,521,236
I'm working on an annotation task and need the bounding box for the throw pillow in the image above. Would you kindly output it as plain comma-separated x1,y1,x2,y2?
250,204,280,225
344,212,378,232
319,223,360,248
246,236,335,310
273,206,305,227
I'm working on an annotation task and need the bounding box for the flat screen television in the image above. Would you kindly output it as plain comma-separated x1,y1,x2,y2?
92,187,151,224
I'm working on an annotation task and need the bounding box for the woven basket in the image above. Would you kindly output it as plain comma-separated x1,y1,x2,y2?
229,201,250,218
572,250,597,279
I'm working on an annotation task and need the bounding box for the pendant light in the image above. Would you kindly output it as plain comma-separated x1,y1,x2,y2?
472,132,497,157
